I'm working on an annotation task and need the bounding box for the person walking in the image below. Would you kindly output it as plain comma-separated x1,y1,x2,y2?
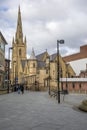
21,84,24,94
18,84,20,94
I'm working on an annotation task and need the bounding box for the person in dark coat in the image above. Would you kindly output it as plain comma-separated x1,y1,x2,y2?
21,84,24,94
18,84,20,94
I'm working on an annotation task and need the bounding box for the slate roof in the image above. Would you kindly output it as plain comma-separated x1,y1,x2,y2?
36,52,46,61
37,61,46,68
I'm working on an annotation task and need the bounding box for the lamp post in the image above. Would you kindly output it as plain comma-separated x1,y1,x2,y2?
46,56,50,95
8,47,13,93
57,40,64,103
65,63,69,94
61,68,63,91
13,61,16,91
48,56,50,95
66,71,67,90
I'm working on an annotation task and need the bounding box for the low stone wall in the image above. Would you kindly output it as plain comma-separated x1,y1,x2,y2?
0,88,8,95
27,83,47,91
0,88,13,95
49,81,87,94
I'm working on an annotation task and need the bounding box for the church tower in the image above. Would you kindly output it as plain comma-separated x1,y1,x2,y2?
12,6,27,84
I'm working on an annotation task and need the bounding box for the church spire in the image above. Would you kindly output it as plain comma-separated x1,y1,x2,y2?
15,6,23,44
30,48,36,60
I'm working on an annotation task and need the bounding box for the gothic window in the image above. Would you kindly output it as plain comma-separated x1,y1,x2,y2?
0,42,5,51
53,70,55,75
46,69,48,74
19,49,21,56
72,83,75,89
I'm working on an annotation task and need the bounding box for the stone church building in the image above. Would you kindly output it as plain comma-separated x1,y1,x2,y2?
11,7,75,91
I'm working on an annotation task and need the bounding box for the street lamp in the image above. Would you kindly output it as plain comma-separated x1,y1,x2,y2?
13,61,16,91
57,40,64,103
48,56,50,95
66,63,68,93
8,47,13,93
46,56,50,95
61,68,63,91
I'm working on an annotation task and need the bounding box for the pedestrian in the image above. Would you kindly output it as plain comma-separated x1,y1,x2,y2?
18,84,20,94
21,84,24,94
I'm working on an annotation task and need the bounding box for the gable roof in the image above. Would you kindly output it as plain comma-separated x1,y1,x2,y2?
36,51,47,61
50,53,57,61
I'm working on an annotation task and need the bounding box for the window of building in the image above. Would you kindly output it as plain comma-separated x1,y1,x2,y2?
46,69,48,74
0,42,5,51
19,49,21,56
53,70,55,75
72,83,75,89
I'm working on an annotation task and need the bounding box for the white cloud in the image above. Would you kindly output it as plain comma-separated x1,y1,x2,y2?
0,0,87,59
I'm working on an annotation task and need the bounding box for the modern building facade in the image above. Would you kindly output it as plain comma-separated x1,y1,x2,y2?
0,31,7,88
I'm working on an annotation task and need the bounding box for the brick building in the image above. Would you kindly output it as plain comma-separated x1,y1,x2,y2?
63,44,87,76
62,44,87,93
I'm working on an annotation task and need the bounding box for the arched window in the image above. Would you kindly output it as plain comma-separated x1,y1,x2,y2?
19,49,21,56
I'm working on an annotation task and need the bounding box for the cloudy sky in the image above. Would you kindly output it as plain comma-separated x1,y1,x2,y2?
0,0,87,58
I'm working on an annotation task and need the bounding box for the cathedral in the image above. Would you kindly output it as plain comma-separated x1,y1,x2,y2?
11,6,75,91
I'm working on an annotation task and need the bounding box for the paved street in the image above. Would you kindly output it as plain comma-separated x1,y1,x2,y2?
0,91,87,130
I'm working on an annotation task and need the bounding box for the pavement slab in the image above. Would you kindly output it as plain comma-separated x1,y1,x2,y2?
0,91,87,130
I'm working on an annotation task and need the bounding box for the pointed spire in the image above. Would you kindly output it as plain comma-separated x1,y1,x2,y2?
15,6,23,44
30,48,36,60
18,5,20,13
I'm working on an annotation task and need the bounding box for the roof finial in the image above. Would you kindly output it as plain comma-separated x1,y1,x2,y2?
30,48,36,60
